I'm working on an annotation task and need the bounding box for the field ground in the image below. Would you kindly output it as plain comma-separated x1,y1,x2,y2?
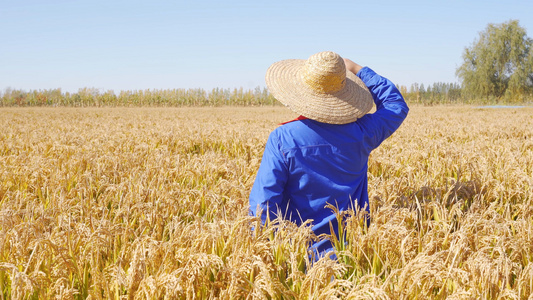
1,105,532,299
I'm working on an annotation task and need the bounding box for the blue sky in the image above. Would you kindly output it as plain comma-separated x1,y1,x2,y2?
1,0,533,93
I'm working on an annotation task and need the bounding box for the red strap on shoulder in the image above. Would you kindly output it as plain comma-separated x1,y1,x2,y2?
279,115,308,125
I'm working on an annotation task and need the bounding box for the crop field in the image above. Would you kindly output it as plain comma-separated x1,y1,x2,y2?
1,105,532,299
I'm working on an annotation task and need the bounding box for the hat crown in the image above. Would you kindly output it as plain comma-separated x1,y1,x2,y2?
301,51,346,94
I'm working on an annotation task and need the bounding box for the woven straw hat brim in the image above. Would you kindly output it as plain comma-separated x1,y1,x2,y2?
266,59,374,124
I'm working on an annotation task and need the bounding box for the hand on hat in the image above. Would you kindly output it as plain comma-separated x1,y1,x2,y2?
343,58,363,75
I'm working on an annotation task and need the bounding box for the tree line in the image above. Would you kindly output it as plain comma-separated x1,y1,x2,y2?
1,81,526,107
402,19,532,105
0,87,277,107
398,82,464,105
456,19,533,103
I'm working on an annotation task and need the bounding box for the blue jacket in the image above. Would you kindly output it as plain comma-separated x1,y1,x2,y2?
249,67,409,253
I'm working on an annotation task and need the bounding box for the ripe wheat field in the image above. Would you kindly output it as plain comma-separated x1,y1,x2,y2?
1,106,532,299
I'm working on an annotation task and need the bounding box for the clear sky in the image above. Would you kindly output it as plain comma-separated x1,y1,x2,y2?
1,0,533,93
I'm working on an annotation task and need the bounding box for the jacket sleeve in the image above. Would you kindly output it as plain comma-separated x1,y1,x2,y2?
356,67,409,151
249,130,289,223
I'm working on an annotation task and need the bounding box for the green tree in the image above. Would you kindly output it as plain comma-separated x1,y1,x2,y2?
456,20,533,102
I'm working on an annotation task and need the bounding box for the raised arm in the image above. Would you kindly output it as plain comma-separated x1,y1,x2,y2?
344,58,409,151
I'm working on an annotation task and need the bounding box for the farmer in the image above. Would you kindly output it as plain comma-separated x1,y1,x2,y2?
249,51,409,257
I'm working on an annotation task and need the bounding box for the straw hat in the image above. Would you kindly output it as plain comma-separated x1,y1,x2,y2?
265,51,374,124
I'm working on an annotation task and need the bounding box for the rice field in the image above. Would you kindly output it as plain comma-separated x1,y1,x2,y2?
1,105,532,299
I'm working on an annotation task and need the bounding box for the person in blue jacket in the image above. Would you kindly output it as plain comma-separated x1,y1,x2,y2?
249,51,409,257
